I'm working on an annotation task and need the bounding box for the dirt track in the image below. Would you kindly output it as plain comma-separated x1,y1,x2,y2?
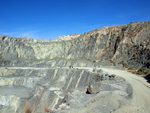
100,67,150,113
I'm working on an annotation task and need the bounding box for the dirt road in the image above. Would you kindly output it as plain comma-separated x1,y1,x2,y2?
100,67,150,113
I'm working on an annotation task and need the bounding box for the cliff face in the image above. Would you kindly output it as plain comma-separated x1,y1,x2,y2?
0,21,150,113
0,21,150,67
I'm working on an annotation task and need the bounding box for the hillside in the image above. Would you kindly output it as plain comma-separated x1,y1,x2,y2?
0,21,150,113
0,21,150,68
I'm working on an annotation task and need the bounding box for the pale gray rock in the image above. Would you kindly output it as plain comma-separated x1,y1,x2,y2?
0,21,150,68
0,21,149,113
0,68,131,113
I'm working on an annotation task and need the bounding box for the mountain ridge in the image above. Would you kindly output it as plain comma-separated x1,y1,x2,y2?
0,21,150,68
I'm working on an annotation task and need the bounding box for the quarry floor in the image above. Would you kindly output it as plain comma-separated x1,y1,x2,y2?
0,66,150,113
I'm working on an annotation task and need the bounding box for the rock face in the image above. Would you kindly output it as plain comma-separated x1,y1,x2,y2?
0,21,150,113
58,34,80,40
0,21,150,68
0,68,131,113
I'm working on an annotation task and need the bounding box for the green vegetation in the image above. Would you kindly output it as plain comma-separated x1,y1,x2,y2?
109,60,116,66
146,60,150,68
119,61,128,68
0,56,3,60
87,58,91,61
122,62,128,68
136,67,150,75
93,60,96,63
113,62,116,66
128,67,133,70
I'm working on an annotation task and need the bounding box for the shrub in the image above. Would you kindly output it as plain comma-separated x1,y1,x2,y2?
93,60,96,63
113,62,116,66
128,67,133,70
136,67,150,75
118,61,128,68
137,71,144,75
122,62,128,68
146,60,150,68
87,59,91,61
146,69,150,74
0,56,3,60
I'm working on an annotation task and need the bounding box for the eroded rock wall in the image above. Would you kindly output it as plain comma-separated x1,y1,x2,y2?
0,21,150,67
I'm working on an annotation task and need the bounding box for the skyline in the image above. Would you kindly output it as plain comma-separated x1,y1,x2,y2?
0,0,150,39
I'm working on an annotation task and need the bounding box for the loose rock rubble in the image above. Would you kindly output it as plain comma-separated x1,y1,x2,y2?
0,68,131,113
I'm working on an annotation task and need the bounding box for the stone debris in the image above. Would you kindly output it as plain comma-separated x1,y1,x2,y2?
0,68,131,113
57,103,70,110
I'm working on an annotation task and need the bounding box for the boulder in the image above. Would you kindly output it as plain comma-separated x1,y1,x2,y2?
86,82,101,94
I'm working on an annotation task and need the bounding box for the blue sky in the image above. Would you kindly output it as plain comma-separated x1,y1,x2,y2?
0,0,150,39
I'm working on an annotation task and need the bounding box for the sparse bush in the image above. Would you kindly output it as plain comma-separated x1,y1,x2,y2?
93,60,96,63
118,62,122,64
137,71,144,75
136,67,150,75
113,62,116,66
128,68,138,74
87,59,91,61
128,67,133,70
122,62,128,68
0,56,3,60
145,69,150,74
146,60,150,68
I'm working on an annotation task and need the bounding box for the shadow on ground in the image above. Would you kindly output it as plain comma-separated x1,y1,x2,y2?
145,74,150,83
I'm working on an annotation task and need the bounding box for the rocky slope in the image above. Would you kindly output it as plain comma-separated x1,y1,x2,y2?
0,21,150,68
0,21,150,113
0,67,132,113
